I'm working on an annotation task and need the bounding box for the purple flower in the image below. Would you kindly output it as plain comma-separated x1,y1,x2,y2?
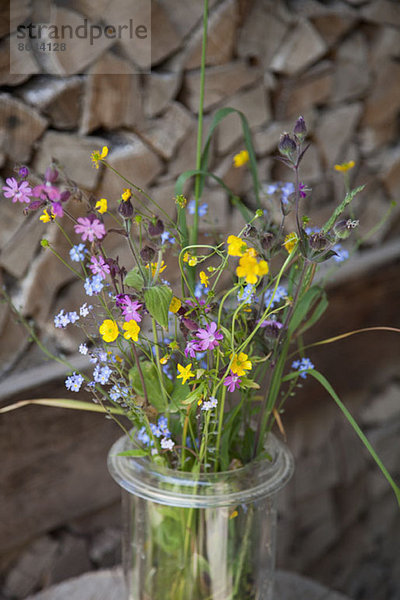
116,294,142,322
65,372,84,392
54,309,70,328
299,182,307,199
185,339,199,358
89,255,111,279
93,364,112,384
292,357,314,379
74,216,106,242
195,322,223,351
201,396,218,411
224,372,241,393
51,201,64,218
32,183,61,202
84,274,104,296
259,319,283,337
70,244,87,262
2,178,32,203
188,200,208,216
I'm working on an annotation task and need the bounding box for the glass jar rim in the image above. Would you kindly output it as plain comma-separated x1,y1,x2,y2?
108,432,294,508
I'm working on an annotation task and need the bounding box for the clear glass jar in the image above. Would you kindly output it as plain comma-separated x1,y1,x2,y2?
108,433,294,600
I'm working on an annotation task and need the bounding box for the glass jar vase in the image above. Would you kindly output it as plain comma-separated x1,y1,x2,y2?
108,433,294,600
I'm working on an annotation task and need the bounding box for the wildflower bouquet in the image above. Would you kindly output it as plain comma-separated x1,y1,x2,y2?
2,3,400,597
2,111,400,599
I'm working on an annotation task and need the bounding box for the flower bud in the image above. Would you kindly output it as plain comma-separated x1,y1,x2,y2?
140,245,155,262
261,232,274,250
181,317,199,331
279,133,297,157
118,198,134,219
333,219,358,239
293,116,307,141
148,218,164,237
243,224,257,238
309,233,328,250
45,166,58,183
60,190,70,202
40,239,50,248
19,166,29,179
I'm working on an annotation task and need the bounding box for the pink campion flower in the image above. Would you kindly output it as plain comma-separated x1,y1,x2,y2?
51,201,64,218
2,178,32,203
74,216,106,242
195,321,223,351
224,371,241,393
89,255,111,280
116,294,142,322
32,183,61,202
185,339,199,358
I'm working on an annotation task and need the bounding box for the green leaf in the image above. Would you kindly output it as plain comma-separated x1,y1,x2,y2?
310,370,400,508
298,291,329,336
170,381,192,412
0,398,125,415
240,377,260,390
129,361,170,412
321,185,365,234
118,449,148,457
124,266,144,291
144,285,173,329
288,286,323,335
181,385,205,406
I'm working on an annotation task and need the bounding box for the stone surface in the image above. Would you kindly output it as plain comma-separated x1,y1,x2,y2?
3,536,59,599
35,7,114,76
33,131,107,190
0,35,40,86
0,213,44,279
183,60,262,113
183,0,239,69
136,101,193,160
279,61,333,118
0,93,48,162
5,0,32,37
332,32,370,103
18,76,83,130
270,19,327,76
362,61,400,128
98,134,163,199
216,86,271,154
361,0,400,25
80,54,142,134
361,384,400,426
237,0,290,69
99,0,152,70
315,103,362,167
312,11,356,47
25,568,353,600
378,145,400,199
142,71,181,118
368,26,400,73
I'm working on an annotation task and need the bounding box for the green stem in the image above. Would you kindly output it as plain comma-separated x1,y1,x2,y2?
191,0,208,251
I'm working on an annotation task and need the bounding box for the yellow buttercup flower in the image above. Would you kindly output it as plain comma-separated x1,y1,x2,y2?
188,256,198,267
236,250,269,285
95,198,108,214
99,319,119,343
39,209,55,223
160,354,170,365
91,146,108,169
122,188,132,201
334,160,355,173
122,319,140,342
233,150,249,168
177,363,195,385
183,252,190,263
145,260,167,276
227,235,248,257
284,232,298,254
169,297,182,313
200,271,209,288
230,352,252,377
